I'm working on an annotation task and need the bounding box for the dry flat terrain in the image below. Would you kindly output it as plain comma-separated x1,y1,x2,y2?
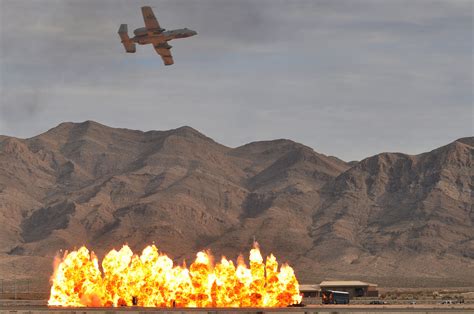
1,305,474,313
0,121,472,289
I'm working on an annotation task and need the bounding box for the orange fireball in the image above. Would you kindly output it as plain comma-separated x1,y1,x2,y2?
48,243,302,307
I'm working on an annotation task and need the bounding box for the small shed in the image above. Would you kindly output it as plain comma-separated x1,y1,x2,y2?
299,284,321,304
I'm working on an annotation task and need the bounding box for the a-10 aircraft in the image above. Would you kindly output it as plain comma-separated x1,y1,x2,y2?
118,6,197,66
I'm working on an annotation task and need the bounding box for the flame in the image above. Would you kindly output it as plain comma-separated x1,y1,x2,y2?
48,243,302,307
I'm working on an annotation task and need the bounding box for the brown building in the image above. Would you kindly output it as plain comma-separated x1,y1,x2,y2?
319,280,379,297
299,284,321,304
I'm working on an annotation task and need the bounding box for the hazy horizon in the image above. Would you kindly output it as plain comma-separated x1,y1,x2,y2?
1,119,471,162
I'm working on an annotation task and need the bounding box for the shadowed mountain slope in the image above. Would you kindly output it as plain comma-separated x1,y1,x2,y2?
0,121,472,288
308,138,473,286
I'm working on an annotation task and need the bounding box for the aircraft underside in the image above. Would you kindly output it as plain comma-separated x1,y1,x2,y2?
134,35,171,45
118,6,196,65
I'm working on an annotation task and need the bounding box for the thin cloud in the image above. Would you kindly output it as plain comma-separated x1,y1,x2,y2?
0,0,472,160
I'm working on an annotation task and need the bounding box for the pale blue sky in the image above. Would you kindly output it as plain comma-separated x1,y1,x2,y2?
0,0,472,161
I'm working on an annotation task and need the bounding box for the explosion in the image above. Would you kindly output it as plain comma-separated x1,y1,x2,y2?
48,243,302,307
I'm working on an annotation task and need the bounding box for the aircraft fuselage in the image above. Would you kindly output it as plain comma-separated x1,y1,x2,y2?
118,6,197,65
132,27,197,45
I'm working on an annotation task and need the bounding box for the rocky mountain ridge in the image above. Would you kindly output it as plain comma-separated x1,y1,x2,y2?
0,121,472,288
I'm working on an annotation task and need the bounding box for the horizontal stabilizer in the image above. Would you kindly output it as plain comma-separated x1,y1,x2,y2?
118,24,136,53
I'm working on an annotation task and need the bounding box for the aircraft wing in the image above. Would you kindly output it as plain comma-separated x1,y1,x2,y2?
154,44,174,66
141,6,162,31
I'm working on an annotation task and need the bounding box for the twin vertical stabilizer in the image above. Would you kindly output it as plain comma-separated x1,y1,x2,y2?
118,24,136,53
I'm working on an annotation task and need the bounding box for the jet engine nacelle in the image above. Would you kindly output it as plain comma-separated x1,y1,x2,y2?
133,27,148,36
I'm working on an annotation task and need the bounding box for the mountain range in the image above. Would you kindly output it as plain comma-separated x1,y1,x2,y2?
0,121,472,289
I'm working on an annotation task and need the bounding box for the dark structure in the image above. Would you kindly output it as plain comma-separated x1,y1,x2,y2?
319,281,378,298
321,290,350,304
